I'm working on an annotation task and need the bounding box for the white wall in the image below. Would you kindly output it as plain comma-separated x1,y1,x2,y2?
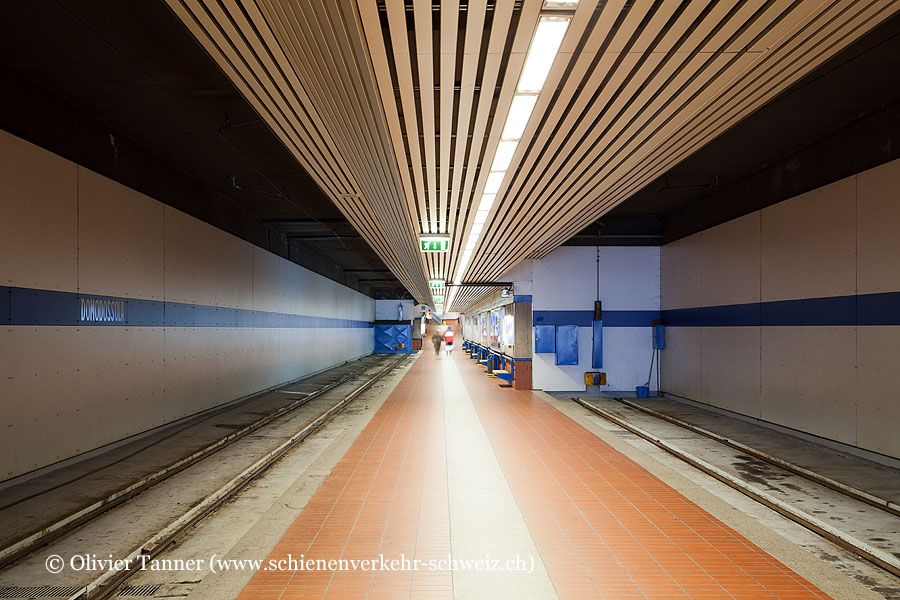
502,246,660,392
661,156,900,459
0,131,374,480
375,299,415,321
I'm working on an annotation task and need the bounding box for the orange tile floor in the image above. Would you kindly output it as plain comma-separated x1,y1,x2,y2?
238,348,833,600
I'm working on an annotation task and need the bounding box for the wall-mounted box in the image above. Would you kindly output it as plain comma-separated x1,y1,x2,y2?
653,324,665,350
534,325,555,353
584,372,607,386
592,320,603,368
555,325,578,365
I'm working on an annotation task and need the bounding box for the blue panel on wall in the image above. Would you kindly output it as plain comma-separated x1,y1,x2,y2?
165,302,194,327
1,286,10,325
534,325,555,353
396,324,411,349
374,324,393,353
653,324,665,349
374,324,412,353
592,320,603,368
194,305,217,327
533,310,659,327
10,287,79,326
555,325,578,365
126,298,165,326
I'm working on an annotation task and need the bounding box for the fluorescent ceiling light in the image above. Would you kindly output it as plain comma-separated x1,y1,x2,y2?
502,95,537,140
470,223,483,236
518,18,570,93
478,194,496,212
484,171,506,195
466,241,477,250
543,0,579,8
474,210,488,224
491,141,518,171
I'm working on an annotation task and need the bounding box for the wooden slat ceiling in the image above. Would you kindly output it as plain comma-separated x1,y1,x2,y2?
167,0,900,310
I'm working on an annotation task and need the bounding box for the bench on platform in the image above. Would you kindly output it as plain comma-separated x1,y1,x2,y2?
461,340,515,386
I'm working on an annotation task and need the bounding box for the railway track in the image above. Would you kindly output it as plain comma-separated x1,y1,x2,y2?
574,396,900,581
0,354,409,600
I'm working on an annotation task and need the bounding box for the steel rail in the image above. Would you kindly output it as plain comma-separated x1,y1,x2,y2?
613,397,900,518
573,398,900,579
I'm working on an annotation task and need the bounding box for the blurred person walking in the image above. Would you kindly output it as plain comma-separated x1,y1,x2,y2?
431,330,443,356
443,328,455,356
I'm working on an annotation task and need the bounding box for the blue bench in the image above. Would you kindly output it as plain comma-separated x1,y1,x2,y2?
462,341,515,385
493,353,515,385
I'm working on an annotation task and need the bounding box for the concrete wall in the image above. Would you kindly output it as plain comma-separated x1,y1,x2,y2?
661,157,900,460
0,130,374,481
375,299,415,321
498,246,660,392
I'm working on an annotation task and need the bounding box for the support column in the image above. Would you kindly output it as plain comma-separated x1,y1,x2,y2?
512,295,533,390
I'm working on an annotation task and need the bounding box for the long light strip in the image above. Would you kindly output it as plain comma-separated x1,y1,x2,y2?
447,10,574,311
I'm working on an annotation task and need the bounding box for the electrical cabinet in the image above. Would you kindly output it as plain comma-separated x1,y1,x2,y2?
534,325,555,353
555,325,578,365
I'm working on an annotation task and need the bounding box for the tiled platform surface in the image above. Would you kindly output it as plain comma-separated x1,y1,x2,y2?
238,345,833,600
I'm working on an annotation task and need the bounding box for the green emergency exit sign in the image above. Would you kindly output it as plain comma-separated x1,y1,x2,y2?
419,235,450,252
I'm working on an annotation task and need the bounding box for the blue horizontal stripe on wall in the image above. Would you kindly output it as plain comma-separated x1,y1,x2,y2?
513,295,532,303
661,291,900,327
533,310,660,327
2,286,373,328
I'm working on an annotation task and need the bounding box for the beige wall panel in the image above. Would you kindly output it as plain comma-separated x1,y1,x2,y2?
317,278,339,319
294,267,317,315
857,157,900,294
0,327,164,478
0,131,78,291
660,326,702,400
164,208,252,308
164,208,221,306
77,168,165,299
210,229,254,309
760,326,857,446
856,326,900,458
660,233,701,310
162,327,220,420
761,177,857,301
700,212,761,307
0,327,76,477
72,327,165,450
700,327,761,416
251,247,301,314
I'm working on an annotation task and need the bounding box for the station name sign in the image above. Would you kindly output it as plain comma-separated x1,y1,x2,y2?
80,298,126,323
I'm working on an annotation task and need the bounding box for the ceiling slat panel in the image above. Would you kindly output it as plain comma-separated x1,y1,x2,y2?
356,1,424,239
385,1,431,235
414,0,439,235
445,0,488,278
439,2,459,238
